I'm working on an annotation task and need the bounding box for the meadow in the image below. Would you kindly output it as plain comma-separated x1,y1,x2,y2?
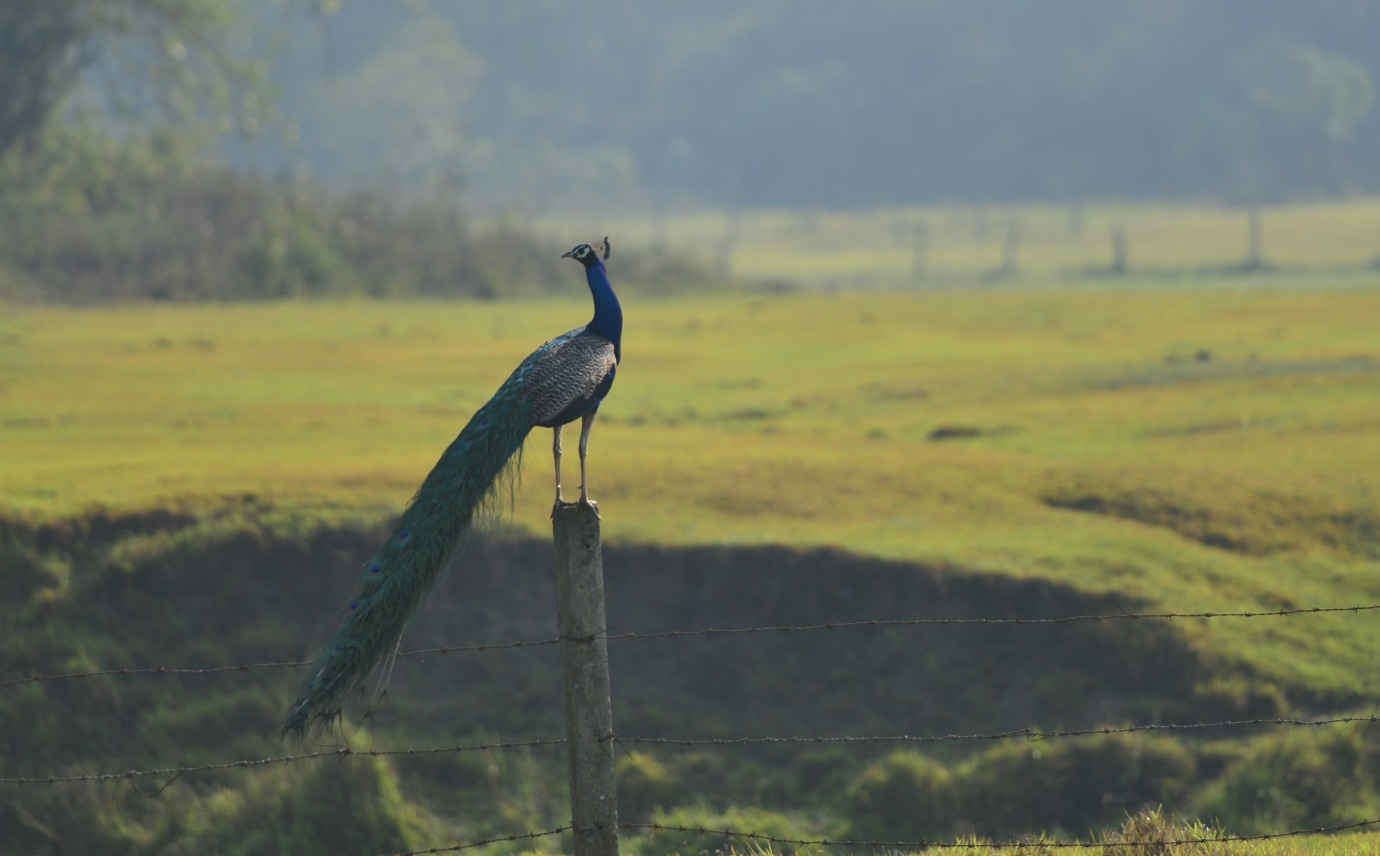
5,272,1380,694
3,201,1380,853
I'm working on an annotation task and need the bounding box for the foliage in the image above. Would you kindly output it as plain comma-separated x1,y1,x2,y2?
629,804,830,856
0,129,714,301
1193,729,1380,835
843,751,953,841
844,736,1196,841
0,0,274,156
266,2,1380,205
1,504,1378,852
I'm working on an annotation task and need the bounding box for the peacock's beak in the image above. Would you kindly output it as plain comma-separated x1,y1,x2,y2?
560,249,576,258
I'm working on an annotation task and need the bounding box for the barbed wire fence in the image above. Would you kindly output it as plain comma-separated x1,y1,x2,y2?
5,516,1380,853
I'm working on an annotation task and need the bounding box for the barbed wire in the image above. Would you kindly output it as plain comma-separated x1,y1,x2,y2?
10,714,1378,790
0,660,310,688
386,826,571,856
5,602,1377,691
613,713,1380,749
600,602,1380,644
0,737,564,787
621,815,1380,850
0,638,561,690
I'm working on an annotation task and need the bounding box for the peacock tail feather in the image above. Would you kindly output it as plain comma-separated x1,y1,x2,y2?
281,358,540,739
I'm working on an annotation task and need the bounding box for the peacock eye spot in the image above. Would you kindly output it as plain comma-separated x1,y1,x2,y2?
349,600,360,610
369,563,382,575
397,530,411,543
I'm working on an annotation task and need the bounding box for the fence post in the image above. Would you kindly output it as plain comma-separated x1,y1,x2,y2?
1246,204,1264,269
911,221,929,283
552,503,620,856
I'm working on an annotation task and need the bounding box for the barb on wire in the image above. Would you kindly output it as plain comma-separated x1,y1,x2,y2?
0,638,560,690
387,826,571,856
622,816,1380,850
0,738,564,786
603,602,1380,644
6,602,1378,690
614,714,1380,749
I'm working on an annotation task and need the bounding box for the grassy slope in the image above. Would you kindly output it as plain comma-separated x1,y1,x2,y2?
3,278,1379,706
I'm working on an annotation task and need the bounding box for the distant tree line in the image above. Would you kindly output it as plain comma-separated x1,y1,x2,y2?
269,1,1380,207
0,1,709,302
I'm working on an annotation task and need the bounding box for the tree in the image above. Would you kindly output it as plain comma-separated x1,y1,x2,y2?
0,0,323,157
0,0,89,154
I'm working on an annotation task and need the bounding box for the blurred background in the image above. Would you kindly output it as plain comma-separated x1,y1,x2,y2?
3,0,1380,300
5,3,1380,854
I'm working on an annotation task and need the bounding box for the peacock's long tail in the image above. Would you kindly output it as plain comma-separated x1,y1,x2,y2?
282,364,537,740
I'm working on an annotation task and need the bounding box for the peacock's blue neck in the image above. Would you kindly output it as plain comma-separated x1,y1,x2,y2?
583,259,622,359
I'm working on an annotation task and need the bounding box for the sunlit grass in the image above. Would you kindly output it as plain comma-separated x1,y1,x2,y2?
3,268,1380,704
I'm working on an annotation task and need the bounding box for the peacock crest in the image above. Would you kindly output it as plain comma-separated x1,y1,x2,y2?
562,237,611,263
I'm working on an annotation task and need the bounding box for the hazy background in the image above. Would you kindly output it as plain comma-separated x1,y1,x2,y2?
3,0,1378,302
245,1,1380,210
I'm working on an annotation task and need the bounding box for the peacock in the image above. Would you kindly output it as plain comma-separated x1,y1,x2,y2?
282,238,621,739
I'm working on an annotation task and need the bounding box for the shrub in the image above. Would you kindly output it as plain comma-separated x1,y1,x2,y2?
844,750,953,841
1193,728,1380,834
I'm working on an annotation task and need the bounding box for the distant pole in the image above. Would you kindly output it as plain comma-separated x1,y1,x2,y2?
552,503,620,856
1110,222,1128,275
1247,204,1264,269
911,221,929,283
1001,219,1021,276
652,207,667,252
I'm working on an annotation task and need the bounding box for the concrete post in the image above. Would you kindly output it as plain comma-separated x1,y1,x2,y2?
552,502,619,856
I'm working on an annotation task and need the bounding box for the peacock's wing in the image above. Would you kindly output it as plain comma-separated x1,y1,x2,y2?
523,330,618,428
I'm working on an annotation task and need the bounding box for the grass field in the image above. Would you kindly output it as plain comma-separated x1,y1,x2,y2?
4,269,1380,704
4,203,1380,853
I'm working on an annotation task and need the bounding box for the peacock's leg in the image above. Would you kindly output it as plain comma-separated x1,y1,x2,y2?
552,423,565,504
577,408,599,512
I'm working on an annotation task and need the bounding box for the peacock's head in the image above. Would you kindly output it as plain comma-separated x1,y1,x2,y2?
561,237,611,267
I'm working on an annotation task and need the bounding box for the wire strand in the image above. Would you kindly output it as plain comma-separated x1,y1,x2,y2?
602,603,1380,644
6,602,1376,690
0,738,564,786
0,638,560,689
612,714,1380,749
12,715,1378,788
386,826,571,856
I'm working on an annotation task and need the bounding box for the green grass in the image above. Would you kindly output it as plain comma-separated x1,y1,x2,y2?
5,200,1380,853
3,273,1380,709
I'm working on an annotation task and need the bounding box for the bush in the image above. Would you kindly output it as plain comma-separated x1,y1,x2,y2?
630,804,827,856
952,734,1196,837
617,753,681,821
842,736,1196,842
1193,727,1380,834
844,750,953,841
0,130,716,303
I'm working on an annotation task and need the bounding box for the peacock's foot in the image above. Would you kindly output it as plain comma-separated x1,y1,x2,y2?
578,493,600,519
551,498,600,519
